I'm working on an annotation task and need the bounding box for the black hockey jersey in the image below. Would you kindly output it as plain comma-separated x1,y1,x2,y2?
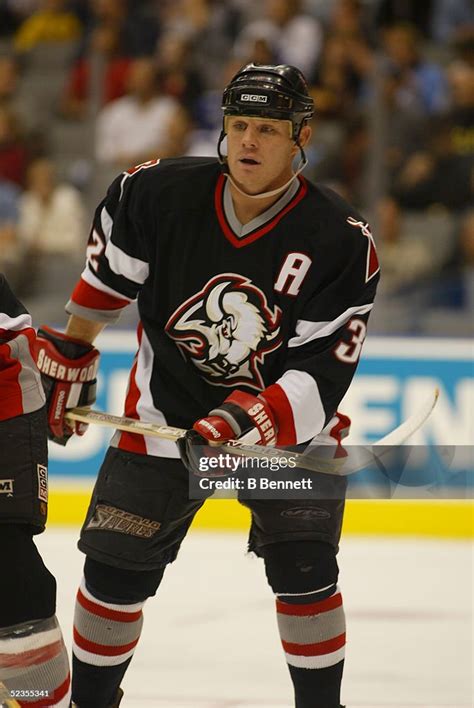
67,158,379,457
0,273,45,421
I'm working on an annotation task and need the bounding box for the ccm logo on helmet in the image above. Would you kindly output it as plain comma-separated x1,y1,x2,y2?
240,94,268,103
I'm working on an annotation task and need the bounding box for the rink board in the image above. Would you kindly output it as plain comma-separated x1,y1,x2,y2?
47,334,473,537
48,492,473,539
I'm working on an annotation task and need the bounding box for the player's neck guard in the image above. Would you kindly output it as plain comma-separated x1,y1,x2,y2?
217,130,308,200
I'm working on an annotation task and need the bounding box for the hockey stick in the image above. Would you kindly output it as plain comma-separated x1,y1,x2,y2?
65,387,439,476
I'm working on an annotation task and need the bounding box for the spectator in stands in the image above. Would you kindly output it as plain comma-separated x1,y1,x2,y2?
390,117,473,212
310,114,370,206
375,195,443,294
234,0,323,78
83,0,159,58
159,0,241,89
16,157,86,319
381,23,448,115
418,209,474,334
430,0,474,44
0,106,29,187
61,23,132,120
155,33,205,122
445,59,474,158
0,178,21,283
310,33,372,120
13,0,82,54
375,58,474,295
18,157,86,256
0,55,19,107
375,0,434,38
327,0,373,45
95,57,181,168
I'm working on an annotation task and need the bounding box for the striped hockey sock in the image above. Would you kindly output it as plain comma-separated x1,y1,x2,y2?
72,578,145,707
276,584,345,708
0,615,71,707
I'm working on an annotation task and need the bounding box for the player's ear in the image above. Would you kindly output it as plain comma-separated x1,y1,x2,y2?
298,124,312,148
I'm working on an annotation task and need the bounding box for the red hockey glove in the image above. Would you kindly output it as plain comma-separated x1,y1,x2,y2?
178,391,277,478
193,390,278,446
34,326,100,445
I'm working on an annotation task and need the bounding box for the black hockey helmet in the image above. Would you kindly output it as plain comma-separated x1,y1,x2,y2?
221,63,314,141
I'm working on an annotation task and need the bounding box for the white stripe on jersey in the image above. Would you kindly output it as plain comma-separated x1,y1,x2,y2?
105,240,149,285
134,328,180,458
0,311,33,332
288,303,373,348
101,206,149,284
81,265,134,302
101,205,113,238
276,369,325,443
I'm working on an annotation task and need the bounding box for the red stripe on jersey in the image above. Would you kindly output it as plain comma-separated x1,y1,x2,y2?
329,412,351,458
367,240,379,281
77,588,142,623
262,383,297,445
282,632,346,657
276,592,342,617
71,278,130,311
73,628,139,657
117,323,146,454
215,174,308,249
24,674,71,707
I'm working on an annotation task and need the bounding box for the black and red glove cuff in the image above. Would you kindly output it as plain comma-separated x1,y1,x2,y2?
210,390,277,446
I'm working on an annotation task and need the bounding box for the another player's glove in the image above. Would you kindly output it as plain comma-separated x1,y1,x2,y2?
34,326,100,445
177,391,277,476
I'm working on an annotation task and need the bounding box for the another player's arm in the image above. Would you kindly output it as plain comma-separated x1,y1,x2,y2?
35,168,150,444
0,274,45,421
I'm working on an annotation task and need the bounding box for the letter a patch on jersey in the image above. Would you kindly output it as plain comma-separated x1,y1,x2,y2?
165,274,282,390
346,217,379,283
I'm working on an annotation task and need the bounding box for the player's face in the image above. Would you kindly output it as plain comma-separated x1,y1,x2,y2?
225,116,299,195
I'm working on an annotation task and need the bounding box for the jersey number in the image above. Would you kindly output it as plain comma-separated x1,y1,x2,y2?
334,318,367,364
86,229,105,272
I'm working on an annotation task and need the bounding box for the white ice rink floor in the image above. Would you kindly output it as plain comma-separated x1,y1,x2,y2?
36,529,473,708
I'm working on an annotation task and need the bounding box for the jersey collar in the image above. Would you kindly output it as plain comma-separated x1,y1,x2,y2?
214,173,307,249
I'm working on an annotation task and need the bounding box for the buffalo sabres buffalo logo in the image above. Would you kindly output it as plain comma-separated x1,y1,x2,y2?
165,274,282,390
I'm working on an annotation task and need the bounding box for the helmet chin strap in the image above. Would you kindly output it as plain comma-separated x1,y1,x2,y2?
217,130,308,200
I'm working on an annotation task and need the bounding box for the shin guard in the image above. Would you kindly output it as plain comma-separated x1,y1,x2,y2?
0,615,71,707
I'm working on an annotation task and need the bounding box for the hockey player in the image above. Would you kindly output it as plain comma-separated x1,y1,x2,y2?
0,274,71,707
35,64,379,708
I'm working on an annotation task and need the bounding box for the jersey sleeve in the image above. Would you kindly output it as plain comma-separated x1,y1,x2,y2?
66,165,153,323
0,274,45,421
264,217,380,445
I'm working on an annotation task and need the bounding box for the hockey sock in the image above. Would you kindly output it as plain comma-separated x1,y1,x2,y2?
72,578,145,708
276,584,345,708
0,615,71,707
